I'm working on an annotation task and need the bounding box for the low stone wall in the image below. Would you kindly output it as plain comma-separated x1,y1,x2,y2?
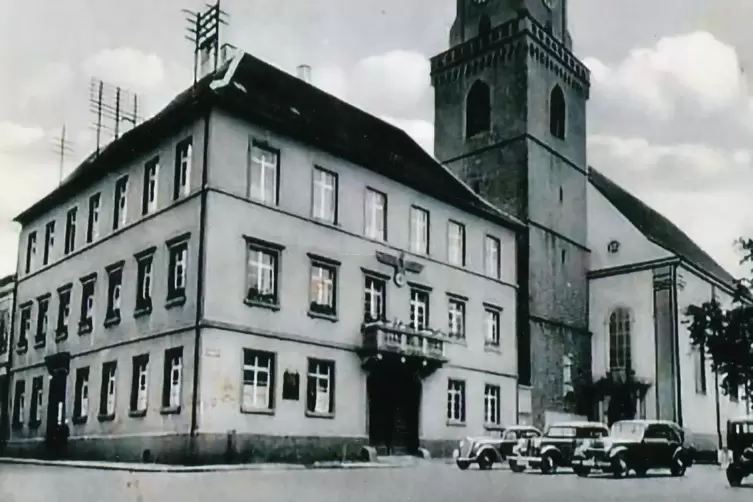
1,434,371,465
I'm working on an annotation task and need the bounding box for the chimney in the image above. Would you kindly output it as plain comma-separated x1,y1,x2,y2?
296,64,312,83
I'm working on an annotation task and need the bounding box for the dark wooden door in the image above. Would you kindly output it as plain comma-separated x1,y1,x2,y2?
368,365,421,454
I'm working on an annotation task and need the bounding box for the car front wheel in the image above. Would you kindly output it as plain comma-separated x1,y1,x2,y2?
509,460,526,473
670,456,687,477
611,454,628,479
456,459,470,471
478,451,495,470
727,464,744,487
540,454,557,475
573,465,591,477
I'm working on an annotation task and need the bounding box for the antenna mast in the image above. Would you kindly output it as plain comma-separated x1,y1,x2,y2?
183,0,230,88
89,78,142,154
51,125,75,185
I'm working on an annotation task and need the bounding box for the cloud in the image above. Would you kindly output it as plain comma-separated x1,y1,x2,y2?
0,122,46,152
19,62,75,108
381,116,434,154
311,66,349,101
82,47,166,91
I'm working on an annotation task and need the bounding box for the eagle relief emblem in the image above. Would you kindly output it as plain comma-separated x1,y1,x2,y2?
375,250,424,287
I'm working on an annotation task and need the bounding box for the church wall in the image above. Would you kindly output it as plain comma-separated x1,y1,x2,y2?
587,184,673,271
588,271,657,420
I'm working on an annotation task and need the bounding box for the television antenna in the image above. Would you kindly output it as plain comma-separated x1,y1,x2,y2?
51,125,75,185
88,78,142,154
183,0,230,87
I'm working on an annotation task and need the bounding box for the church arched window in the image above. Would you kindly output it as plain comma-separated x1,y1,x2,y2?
478,15,492,38
466,80,491,138
550,85,566,139
608,307,632,374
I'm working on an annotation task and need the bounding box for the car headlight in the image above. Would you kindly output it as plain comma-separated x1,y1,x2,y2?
532,438,542,448
459,440,465,449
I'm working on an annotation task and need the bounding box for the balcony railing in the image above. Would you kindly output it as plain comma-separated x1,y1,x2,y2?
361,320,448,362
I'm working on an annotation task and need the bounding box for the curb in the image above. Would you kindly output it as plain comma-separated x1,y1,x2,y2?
0,457,411,473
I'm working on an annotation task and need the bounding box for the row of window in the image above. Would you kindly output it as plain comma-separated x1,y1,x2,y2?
24,137,193,275
448,379,502,425
15,235,189,352
247,143,504,279
245,237,503,346
11,347,183,428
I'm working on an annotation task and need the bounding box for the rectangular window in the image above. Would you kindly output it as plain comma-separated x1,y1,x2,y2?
245,238,282,306
447,379,466,423
113,176,129,230
43,222,55,266
130,354,149,414
35,295,50,347
174,137,193,200
0,309,9,354
105,262,123,325
447,297,466,339
79,275,96,335
242,349,275,412
484,235,501,279
73,367,90,421
248,142,279,205
99,361,117,418
65,207,77,254
17,303,31,350
312,167,338,224
306,359,334,415
56,285,72,340
309,258,337,316
87,193,100,243
142,157,159,215
30,376,43,426
363,275,386,322
484,384,501,425
694,343,707,395
410,288,430,331
484,307,501,347
12,379,25,427
409,206,430,255
448,221,466,266
166,239,188,302
162,347,183,410
135,248,155,313
364,188,387,241
25,231,36,273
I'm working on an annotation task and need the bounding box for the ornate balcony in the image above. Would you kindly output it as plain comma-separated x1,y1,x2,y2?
358,319,449,376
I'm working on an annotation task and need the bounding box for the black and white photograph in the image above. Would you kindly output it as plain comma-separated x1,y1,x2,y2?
1,0,753,500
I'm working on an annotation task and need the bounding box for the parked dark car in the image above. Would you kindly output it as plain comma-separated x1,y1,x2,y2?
725,416,753,487
454,425,542,470
571,419,692,478
510,421,609,474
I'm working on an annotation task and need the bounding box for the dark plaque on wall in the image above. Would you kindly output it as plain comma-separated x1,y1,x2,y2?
282,370,300,400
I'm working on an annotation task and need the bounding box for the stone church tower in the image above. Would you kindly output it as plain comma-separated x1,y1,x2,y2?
431,0,591,426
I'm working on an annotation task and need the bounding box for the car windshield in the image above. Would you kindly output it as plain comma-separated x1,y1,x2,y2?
611,422,646,440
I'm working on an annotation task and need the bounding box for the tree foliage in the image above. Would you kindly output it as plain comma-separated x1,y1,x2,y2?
572,370,651,426
683,238,753,402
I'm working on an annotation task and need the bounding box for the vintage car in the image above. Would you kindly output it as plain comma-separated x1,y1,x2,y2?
571,419,692,478
454,425,542,470
509,421,609,474
725,416,753,487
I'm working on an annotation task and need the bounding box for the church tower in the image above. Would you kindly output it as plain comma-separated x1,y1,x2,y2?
431,0,591,427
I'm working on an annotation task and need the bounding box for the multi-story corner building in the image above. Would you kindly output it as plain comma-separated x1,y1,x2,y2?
5,50,523,463
0,273,15,442
431,0,591,426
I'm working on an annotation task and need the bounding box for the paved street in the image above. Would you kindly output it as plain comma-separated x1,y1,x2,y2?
1,462,751,502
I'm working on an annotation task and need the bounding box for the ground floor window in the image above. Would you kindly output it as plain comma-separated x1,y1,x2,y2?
73,367,89,421
484,384,501,425
162,347,183,410
447,379,466,423
242,349,275,411
130,354,149,414
306,359,334,415
99,361,117,418
12,379,25,427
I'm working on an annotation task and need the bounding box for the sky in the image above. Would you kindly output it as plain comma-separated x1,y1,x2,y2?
1,0,753,279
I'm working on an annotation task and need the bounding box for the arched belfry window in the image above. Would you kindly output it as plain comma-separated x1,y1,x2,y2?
550,85,566,139
466,80,491,138
608,307,632,374
478,15,492,38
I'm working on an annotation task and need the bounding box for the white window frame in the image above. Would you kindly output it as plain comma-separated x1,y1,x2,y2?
308,360,333,415
448,298,465,338
249,144,279,205
410,206,429,254
177,141,192,198
89,195,100,242
169,354,182,408
448,221,465,266
44,221,55,264
105,365,117,415
608,307,632,373
20,306,31,341
138,257,153,303
26,232,37,272
115,176,128,229
364,188,386,241
136,360,149,412
33,379,43,423
312,167,336,223
484,235,501,279
447,379,465,422
484,384,501,425
410,289,429,331
563,353,574,396
172,246,187,291
364,277,385,321
65,207,77,253
247,247,277,297
78,371,89,417
39,300,49,336
310,264,335,307
485,308,500,347
145,160,159,214
242,350,274,411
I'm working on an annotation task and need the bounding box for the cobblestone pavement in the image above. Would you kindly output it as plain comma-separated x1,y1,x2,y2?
1,461,751,502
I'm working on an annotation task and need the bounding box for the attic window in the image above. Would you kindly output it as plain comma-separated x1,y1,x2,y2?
550,85,566,139
607,240,620,254
466,80,491,138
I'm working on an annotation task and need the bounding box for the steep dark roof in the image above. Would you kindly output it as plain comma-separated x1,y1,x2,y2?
15,52,523,231
588,167,736,288
0,274,15,289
